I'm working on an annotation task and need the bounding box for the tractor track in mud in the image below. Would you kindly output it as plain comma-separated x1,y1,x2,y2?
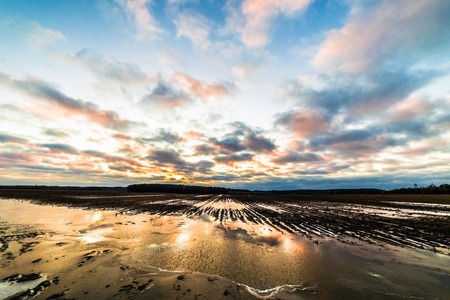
1,189,449,254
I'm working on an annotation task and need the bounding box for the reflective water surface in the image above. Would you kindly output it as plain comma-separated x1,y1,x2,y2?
1,197,449,299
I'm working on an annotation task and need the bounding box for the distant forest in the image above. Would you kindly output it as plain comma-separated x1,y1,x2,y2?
126,183,239,194
385,183,450,194
0,183,449,194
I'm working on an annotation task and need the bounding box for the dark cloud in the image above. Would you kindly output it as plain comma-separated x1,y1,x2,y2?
195,144,217,155
82,150,105,157
147,149,185,165
9,164,67,172
243,133,276,153
41,143,79,154
108,164,135,172
0,152,34,162
139,129,183,144
227,121,251,137
0,133,28,144
142,81,190,109
182,160,215,173
42,128,70,138
287,70,441,116
215,153,254,164
146,148,215,173
310,129,378,148
273,152,323,164
209,137,245,154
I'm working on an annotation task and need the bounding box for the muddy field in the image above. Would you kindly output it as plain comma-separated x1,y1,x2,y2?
1,190,449,254
1,190,450,299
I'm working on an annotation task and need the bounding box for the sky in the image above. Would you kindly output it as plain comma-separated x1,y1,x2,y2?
0,0,449,190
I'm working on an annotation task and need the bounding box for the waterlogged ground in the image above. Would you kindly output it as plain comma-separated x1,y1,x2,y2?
0,192,449,299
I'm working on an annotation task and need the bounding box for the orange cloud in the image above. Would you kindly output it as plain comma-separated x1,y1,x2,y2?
184,131,203,140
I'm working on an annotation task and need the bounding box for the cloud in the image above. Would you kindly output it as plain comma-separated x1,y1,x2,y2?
243,133,276,153
0,72,133,129
82,150,144,167
42,128,70,138
239,0,312,47
215,153,254,164
184,131,203,140
275,109,329,138
146,148,215,173
209,137,245,154
116,0,163,40
41,143,79,154
20,21,65,48
309,129,397,154
147,148,185,165
141,81,190,109
172,71,232,101
0,152,34,162
195,144,217,155
272,152,323,164
232,62,254,78
313,0,450,73
0,133,28,144
111,133,134,141
139,129,183,144
108,164,135,172
183,160,215,173
174,11,212,50
387,96,435,123
66,48,156,84
282,70,441,116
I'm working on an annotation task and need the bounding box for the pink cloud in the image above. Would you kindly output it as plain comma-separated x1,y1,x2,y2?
0,73,133,129
241,0,311,47
399,139,447,156
232,62,254,78
172,71,231,101
387,96,435,123
313,0,446,73
276,109,329,138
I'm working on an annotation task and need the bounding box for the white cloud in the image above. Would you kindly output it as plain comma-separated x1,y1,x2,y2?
21,21,65,48
236,0,312,47
232,62,254,78
116,0,163,40
174,11,212,50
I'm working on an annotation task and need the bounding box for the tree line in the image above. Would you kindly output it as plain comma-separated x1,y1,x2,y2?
126,183,233,194
385,183,450,194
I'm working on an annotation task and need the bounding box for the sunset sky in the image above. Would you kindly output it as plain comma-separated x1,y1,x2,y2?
0,0,449,189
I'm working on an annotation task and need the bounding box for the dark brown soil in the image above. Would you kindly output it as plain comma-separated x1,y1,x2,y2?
1,189,449,253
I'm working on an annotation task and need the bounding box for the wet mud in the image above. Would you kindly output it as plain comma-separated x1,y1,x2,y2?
0,190,449,299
